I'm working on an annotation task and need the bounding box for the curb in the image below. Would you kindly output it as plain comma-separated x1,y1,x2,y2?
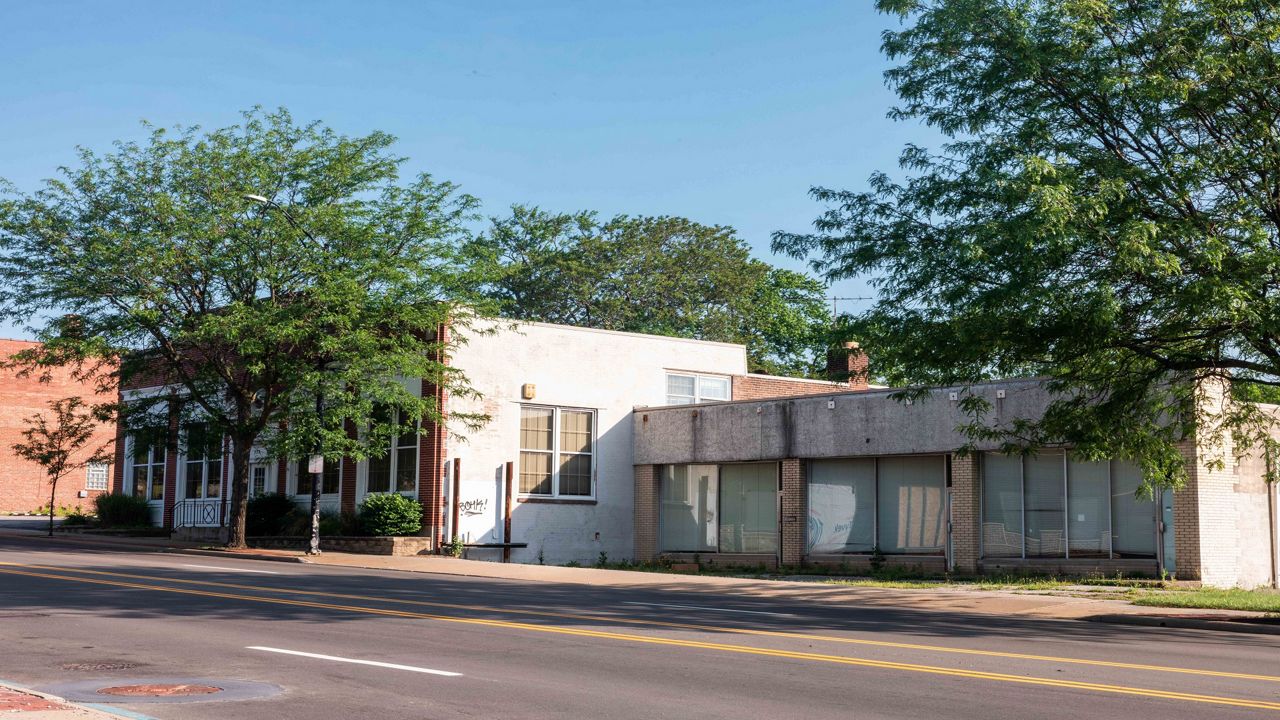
1087,613,1280,636
0,678,158,720
0,530,306,565
161,547,308,564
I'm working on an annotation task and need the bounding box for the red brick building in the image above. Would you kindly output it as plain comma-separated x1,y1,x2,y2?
0,339,117,513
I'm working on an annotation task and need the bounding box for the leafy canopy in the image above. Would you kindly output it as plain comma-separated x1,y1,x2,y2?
467,205,831,376
0,108,491,545
774,0,1280,484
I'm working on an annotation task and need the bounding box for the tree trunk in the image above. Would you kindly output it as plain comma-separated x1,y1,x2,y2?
225,435,253,549
47,480,57,537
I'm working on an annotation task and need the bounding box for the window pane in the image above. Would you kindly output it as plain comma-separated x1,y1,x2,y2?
186,461,204,499
323,458,340,495
877,456,945,554
666,395,695,405
698,376,729,401
296,460,313,495
982,453,1024,557
558,453,592,496
1067,457,1110,557
807,459,875,553
666,374,695,397
1024,453,1066,558
719,463,778,553
86,463,109,490
132,466,148,498
133,440,149,465
519,452,552,495
251,467,267,496
149,468,164,500
367,454,391,494
660,465,718,552
520,408,553,451
559,410,593,454
398,413,418,449
185,424,206,461
1111,460,1156,557
395,448,417,492
206,461,222,499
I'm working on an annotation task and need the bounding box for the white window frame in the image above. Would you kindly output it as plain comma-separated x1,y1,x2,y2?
665,372,731,405
180,422,225,501
359,410,420,499
85,462,109,491
292,457,343,498
125,433,166,502
517,405,597,499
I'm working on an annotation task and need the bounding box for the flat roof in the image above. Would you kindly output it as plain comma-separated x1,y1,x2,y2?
633,376,1050,411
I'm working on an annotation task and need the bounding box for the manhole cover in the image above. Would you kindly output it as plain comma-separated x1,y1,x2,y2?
98,684,221,697
61,662,139,672
40,678,281,704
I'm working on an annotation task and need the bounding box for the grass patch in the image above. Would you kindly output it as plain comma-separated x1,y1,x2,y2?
1132,588,1280,614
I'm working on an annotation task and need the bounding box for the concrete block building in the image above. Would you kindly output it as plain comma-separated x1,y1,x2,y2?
0,339,116,513
632,378,1280,588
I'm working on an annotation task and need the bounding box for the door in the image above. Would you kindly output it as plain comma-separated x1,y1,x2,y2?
1159,488,1176,575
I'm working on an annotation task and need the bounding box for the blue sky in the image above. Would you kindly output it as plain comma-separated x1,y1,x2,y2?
1,1,928,338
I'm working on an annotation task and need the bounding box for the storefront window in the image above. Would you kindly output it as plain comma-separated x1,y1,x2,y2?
981,452,1156,559
807,456,945,555
659,463,776,553
659,465,718,552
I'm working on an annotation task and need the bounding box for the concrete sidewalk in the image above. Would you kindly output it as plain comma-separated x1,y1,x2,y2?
4,529,1276,634
0,681,143,720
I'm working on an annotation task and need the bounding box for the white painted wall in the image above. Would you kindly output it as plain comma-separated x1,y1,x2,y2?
447,320,747,565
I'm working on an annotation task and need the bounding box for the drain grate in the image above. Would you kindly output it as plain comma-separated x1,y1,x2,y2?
61,662,140,672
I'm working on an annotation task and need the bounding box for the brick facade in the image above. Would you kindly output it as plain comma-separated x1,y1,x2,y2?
780,458,805,565
731,375,851,401
634,464,659,562
420,322,450,544
0,340,118,513
949,453,980,573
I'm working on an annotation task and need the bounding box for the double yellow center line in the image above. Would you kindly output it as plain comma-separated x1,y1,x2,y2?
2,561,1278,712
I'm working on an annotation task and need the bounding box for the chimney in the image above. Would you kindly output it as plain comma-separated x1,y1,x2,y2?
827,341,869,390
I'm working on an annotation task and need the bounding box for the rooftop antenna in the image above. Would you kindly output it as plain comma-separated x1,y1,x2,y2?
828,296,872,319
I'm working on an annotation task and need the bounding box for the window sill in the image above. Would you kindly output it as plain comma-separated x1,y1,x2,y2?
516,497,597,505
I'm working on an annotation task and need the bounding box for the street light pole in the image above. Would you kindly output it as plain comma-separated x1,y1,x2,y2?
245,193,325,556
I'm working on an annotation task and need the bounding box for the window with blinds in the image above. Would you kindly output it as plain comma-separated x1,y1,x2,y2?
519,406,595,498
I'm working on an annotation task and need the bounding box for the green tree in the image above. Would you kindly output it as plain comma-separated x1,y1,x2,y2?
774,0,1280,486
12,397,110,537
469,205,830,376
0,108,490,548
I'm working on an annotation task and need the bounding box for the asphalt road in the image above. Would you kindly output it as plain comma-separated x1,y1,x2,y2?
1,536,1278,719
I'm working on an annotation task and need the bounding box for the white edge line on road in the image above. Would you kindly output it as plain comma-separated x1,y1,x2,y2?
181,563,280,575
247,646,462,677
622,601,798,618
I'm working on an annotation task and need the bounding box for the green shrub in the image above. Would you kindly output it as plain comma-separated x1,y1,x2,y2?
246,493,297,536
319,510,360,537
62,510,93,526
358,493,423,536
93,493,151,527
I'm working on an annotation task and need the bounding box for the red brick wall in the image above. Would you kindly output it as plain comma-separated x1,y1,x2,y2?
731,375,852,401
420,322,449,546
0,340,119,513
